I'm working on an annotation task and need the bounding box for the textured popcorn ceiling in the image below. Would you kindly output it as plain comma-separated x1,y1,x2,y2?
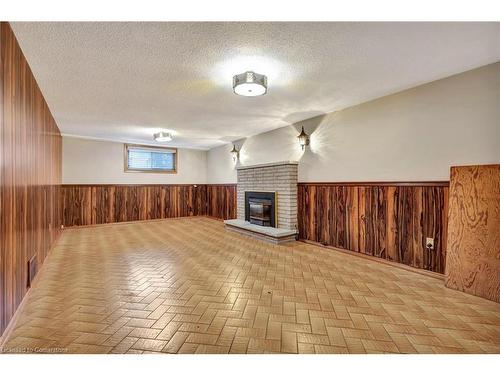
11,22,500,150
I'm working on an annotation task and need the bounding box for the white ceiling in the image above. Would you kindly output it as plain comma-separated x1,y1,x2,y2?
11,22,500,150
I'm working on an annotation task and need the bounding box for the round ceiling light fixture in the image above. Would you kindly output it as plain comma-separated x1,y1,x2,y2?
153,132,173,142
233,71,267,97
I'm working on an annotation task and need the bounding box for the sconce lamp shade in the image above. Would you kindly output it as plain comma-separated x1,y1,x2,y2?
230,144,239,161
298,126,310,150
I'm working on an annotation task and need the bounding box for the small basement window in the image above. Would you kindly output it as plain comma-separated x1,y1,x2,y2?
124,144,177,173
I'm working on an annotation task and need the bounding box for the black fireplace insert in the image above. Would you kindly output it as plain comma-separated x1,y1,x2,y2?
245,191,276,227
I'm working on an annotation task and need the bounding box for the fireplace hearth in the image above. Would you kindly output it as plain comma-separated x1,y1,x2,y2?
245,191,276,227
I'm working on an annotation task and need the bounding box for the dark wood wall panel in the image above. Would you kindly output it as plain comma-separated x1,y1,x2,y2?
62,184,236,227
359,186,387,258
298,183,449,273
0,23,62,336
445,165,500,302
207,185,237,220
61,185,92,227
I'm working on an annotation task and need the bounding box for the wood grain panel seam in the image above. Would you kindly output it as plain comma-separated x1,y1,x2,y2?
0,22,62,335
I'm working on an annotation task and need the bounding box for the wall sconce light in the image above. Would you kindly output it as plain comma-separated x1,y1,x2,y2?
230,144,239,161
297,126,310,150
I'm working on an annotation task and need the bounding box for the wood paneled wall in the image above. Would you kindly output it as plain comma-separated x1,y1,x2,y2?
445,165,500,302
61,184,236,227
0,23,62,336
206,184,237,220
298,182,449,273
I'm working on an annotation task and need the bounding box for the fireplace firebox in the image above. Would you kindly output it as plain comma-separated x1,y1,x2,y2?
245,191,276,227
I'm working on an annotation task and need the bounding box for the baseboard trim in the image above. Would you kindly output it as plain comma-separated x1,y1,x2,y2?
0,231,63,350
299,239,445,281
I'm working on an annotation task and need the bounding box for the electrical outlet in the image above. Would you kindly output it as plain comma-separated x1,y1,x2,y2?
426,237,434,250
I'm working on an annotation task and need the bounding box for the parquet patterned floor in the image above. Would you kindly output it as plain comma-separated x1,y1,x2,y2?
2,217,500,354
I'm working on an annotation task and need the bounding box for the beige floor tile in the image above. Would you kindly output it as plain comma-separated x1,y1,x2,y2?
196,344,230,354
131,338,167,352
2,217,499,354
281,331,298,353
73,332,110,345
229,337,249,353
128,327,161,339
162,331,189,353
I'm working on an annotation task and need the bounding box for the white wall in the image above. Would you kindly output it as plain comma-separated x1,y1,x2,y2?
62,137,207,184
63,63,499,185
207,62,500,183
206,143,238,184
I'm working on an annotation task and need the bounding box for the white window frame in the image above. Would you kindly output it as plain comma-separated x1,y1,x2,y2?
124,144,178,174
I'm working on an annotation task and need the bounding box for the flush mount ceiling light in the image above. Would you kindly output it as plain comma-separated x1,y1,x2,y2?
153,132,173,142
233,71,267,97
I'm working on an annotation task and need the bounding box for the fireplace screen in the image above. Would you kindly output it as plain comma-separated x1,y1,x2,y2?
249,198,272,226
245,191,276,227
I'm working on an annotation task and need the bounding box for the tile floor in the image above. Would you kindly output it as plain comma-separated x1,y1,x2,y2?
2,217,499,354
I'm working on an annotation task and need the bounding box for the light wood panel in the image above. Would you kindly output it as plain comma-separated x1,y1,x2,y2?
0,22,62,336
61,184,237,227
445,165,500,302
298,183,449,273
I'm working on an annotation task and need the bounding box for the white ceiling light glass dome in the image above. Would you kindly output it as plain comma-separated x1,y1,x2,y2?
233,71,267,97
153,131,173,142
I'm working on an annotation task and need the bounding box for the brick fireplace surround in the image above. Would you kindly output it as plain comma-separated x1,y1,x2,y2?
236,161,298,231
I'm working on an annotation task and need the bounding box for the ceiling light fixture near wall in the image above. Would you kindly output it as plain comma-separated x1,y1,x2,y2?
233,71,267,97
153,132,173,142
230,144,239,162
298,126,310,150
